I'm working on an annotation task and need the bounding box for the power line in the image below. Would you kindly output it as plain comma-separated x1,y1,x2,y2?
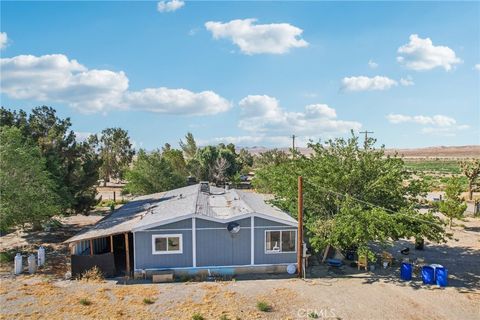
359,130,374,149
302,179,443,227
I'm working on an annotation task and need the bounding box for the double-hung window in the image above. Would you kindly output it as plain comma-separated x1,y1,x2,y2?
152,234,183,254
265,230,296,253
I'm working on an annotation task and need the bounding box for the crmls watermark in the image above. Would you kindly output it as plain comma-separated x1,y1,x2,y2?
297,308,337,319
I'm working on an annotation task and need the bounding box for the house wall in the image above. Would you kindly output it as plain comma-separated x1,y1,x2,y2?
135,219,193,269
134,216,296,270
196,218,251,267
253,217,297,265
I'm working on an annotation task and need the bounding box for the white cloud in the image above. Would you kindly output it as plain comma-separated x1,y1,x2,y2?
341,76,398,92
205,18,308,55
0,54,128,113
238,95,361,137
387,113,469,136
474,64,480,71
399,76,415,86
157,0,184,13
368,60,378,69
0,32,7,50
397,34,461,71
0,54,230,115
202,135,292,147
123,88,231,115
74,131,93,142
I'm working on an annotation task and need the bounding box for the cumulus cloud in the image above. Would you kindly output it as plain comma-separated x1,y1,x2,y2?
474,64,480,71
399,76,415,86
123,88,231,115
0,32,7,50
341,76,398,92
202,135,292,147
368,60,378,69
205,18,308,55
387,113,469,136
397,34,461,71
238,95,361,136
0,54,230,115
157,0,184,13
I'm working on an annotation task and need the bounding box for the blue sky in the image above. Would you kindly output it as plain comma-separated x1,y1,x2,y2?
1,1,479,150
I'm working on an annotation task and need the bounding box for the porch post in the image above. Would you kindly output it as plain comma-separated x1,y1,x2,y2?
89,239,94,256
110,235,114,253
124,233,130,275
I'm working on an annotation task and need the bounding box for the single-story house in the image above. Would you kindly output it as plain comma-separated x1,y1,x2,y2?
66,182,299,278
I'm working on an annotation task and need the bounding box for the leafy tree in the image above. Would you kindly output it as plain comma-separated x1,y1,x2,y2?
179,132,198,160
460,159,480,200
0,106,101,214
162,144,188,177
195,145,219,181
254,149,289,168
439,177,467,229
0,127,60,231
253,133,446,258
123,149,186,195
237,148,254,173
96,128,134,185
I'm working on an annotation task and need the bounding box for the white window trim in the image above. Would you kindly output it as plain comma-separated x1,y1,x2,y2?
264,229,297,254
152,234,183,255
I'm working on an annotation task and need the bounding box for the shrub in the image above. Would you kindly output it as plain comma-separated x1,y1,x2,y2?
308,311,319,318
81,266,104,282
143,298,155,305
192,313,205,320
256,301,272,312
79,298,91,306
219,315,230,320
0,250,15,264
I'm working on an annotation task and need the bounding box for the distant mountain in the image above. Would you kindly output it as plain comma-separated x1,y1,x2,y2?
238,145,480,159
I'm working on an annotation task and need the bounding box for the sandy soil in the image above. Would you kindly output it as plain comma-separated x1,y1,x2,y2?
0,217,479,320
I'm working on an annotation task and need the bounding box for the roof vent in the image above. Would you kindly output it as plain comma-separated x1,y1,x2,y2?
200,181,210,193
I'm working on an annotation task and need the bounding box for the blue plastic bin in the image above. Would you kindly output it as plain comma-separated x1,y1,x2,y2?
435,267,448,287
400,262,412,281
422,266,435,284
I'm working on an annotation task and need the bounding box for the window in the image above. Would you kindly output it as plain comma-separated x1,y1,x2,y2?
265,230,296,253
152,234,183,254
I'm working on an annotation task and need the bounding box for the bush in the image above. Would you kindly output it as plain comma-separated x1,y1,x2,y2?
143,298,155,305
256,301,272,312
219,315,230,320
0,250,15,264
192,313,205,320
308,311,319,318
79,298,91,306
80,266,104,282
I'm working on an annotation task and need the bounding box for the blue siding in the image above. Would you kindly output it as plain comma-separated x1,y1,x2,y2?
254,217,297,265
145,219,192,230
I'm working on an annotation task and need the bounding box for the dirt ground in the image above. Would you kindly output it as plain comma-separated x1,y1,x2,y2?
0,216,479,320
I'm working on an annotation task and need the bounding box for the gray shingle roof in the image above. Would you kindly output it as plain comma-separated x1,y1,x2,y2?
66,184,297,243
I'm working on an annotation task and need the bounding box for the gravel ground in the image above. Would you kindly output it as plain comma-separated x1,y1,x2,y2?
0,216,478,320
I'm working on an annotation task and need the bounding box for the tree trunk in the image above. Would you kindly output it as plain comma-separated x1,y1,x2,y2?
449,217,453,230
468,182,473,200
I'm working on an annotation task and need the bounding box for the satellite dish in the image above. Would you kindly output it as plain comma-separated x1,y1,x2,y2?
227,222,240,234
287,264,297,275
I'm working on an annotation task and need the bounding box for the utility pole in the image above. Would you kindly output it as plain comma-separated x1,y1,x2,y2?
291,134,296,157
297,176,303,278
359,130,374,149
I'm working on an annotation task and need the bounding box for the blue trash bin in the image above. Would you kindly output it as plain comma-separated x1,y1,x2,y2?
400,262,412,281
436,267,448,287
422,266,435,284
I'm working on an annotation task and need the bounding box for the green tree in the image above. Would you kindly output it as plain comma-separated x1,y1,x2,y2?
253,133,446,258
179,132,198,160
439,177,467,229
0,106,101,214
0,127,60,231
237,148,254,173
460,159,480,200
123,149,186,195
254,149,289,168
96,128,134,185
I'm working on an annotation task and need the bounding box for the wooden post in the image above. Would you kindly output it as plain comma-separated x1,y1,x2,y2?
124,233,130,276
297,176,303,278
89,239,94,256
110,235,114,253
113,191,116,202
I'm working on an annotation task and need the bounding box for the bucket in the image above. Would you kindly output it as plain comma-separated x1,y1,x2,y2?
435,267,448,287
422,266,435,285
400,262,412,281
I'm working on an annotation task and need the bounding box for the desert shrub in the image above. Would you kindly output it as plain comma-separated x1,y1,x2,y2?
308,311,319,318
192,313,205,320
0,250,15,264
143,298,155,305
80,266,104,282
256,301,272,312
79,298,91,306
219,315,230,320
